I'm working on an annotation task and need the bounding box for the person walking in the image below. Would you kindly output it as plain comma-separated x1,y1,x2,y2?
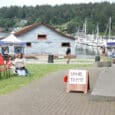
66,46,71,64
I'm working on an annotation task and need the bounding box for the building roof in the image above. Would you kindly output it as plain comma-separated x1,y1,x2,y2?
14,23,75,40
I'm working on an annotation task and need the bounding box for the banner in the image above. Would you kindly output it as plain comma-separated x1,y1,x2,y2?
68,70,87,84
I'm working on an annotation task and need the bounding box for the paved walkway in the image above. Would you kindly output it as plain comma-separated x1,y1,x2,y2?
0,67,115,115
91,67,115,100
26,58,94,64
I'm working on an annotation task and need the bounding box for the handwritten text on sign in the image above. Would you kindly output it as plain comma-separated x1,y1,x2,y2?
68,70,87,84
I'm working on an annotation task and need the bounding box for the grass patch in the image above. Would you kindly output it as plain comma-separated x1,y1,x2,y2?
0,64,91,95
103,57,112,62
55,58,94,62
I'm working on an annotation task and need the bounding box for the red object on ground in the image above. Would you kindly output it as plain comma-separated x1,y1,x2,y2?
0,54,4,65
64,75,68,82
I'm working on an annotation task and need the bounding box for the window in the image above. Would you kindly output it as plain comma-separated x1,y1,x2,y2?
37,34,47,39
1,46,9,55
26,42,31,47
14,46,24,54
61,42,70,47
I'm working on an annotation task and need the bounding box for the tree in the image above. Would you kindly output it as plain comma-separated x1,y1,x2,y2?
66,22,77,34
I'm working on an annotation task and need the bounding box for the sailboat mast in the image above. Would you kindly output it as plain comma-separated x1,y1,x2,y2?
96,24,99,44
84,19,87,39
108,17,111,40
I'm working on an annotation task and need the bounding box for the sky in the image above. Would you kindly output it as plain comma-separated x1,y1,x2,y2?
0,0,114,7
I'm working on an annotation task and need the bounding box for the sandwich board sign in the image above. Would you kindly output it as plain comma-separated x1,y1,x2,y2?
66,69,90,94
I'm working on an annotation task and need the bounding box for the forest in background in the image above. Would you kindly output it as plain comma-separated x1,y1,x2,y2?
0,2,115,35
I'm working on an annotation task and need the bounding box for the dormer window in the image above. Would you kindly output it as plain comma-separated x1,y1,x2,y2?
38,34,47,40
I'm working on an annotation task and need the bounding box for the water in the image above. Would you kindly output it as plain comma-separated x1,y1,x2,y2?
0,32,8,38
75,44,101,59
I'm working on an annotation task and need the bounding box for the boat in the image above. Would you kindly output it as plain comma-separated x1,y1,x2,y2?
107,39,115,46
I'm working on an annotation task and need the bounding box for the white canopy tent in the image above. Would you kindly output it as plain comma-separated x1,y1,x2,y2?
1,33,26,55
1,33,24,45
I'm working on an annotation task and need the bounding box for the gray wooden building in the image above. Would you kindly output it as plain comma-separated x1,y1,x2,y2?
14,23,76,57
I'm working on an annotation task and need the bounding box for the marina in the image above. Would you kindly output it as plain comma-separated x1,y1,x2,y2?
0,17,115,59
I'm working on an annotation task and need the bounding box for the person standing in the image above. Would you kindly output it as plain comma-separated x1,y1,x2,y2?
66,46,71,64
4,48,9,55
112,47,115,58
101,46,106,61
